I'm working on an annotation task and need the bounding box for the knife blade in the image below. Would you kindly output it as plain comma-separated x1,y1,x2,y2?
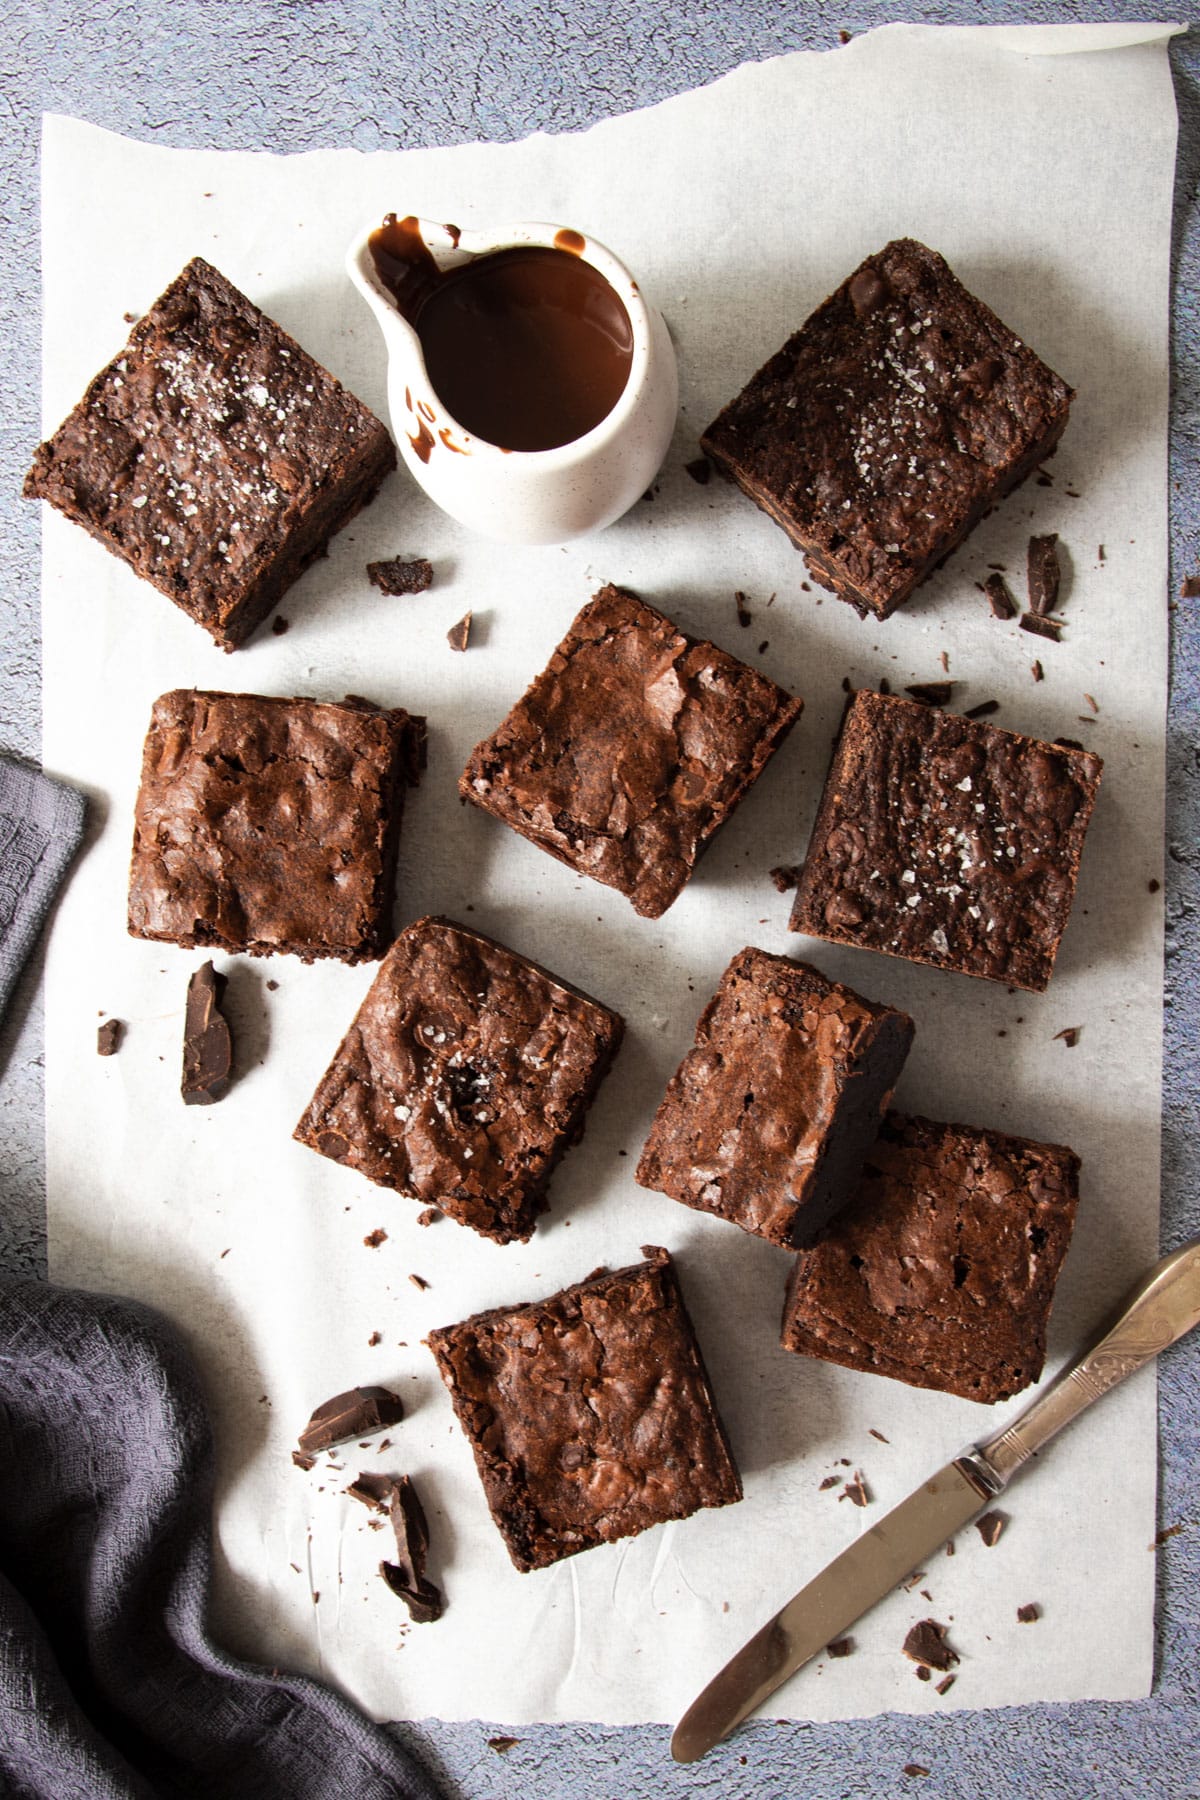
672,1237,1200,1763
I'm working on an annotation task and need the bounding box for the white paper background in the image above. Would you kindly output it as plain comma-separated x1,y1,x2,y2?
40,22,1178,1726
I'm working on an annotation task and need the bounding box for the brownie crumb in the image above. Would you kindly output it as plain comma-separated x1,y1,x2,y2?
735,591,753,627
985,573,1018,619
488,1737,520,1754
1017,1602,1040,1623
1032,660,1045,682
758,639,770,655
447,611,472,652
182,963,232,1105
416,1207,441,1227
827,1637,854,1658
363,1228,388,1248
1149,879,1161,893
1021,611,1062,644
915,1665,932,1681
97,1019,123,1056
266,978,279,991
1053,1026,1081,1047
964,700,1000,719
685,457,712,486
905,681,953,706
840,1471,870,1508
409,1272,430,1291
976,1510,1006,1547
769,864,800,892
936,1674,956,1696
869,1428,889,1443
367,1330,382,1346
904,1767,931,1779
270,615,290,635
838,28,852,43
367,556,433,596
903,1619,958,1672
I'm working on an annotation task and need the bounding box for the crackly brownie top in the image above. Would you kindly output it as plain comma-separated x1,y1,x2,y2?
25,257,387,629
702,239,1072,602
426,1247,742,1570
459,585,803,919
783,1112,1080,1403
637,948,912,1246
128,688,420,960
791,690,1102,990
294,916,623,1242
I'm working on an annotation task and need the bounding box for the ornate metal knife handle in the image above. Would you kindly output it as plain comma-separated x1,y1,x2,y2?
960,1238,1200,1495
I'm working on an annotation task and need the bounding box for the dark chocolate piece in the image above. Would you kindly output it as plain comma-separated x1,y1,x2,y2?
297,1385,405,1455
426,1247,742,1572
915,1665,932,1682
25,258,395,651
936,1675,956,1696
827,1638,854,1658
346,1470,395,1511
128,689,423,964
182,962,231,1105
459,585,803,919
964,700,1001,719
1027,534,1061,615
902,1619,958,1672
1017,1603,1040,1623
294,916,623,1243
291,1450,317,1472
1020,611,1063,643
368,556,434,596
97,1019,123,1056
985,573,1019,620
976,1511,1006,1547
789,689,1102,991
380,1474,444,1623
637,949,913,1249
701,239,1072,622
782,1112,1080,1404
446,611,472,651
1032,661,1045,683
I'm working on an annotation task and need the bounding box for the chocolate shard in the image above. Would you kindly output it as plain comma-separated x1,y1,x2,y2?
488,1736,520,1753
1027,534,1061,615
182,962,232,1104
97,1019,123,1056
291,1449,317,1472
826,1637,854,1658
1020,610,1063,644
1053,1026,1081,1047
734,591,753,627
902,1618,959,1672
904,682,954,706
840,1471,870,1508
975,1510,1006,1547
447,611,472,652
380,1474,444,1622
367,556,433,596
964,700,1001,720
297,1385,404,1455
985,572,1018,619
346,1469,398,1512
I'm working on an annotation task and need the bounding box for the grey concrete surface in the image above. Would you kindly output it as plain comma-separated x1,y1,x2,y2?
2,3,1197,1795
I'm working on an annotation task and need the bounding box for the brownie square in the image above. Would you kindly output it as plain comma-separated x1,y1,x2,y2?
790,689,1102,992
25,257,396,650
781,1112,1080,1404
128,689,424,962
701,239,1072,621
459,585,803,919
636,949,913,1248
293,916,623,1242
426,1247,742,1570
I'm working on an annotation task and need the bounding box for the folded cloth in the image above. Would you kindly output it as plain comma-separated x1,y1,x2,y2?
0,755,87,1026
0,1277,442,1800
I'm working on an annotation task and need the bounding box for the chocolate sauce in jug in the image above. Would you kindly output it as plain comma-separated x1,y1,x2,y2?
368,216,634,453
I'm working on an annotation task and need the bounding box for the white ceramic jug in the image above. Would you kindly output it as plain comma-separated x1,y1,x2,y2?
345,216,678,545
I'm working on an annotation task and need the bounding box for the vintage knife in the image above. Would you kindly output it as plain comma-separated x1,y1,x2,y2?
672,1238,1200,1763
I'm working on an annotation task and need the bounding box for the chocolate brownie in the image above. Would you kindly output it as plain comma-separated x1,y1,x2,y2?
25,257,395,650
459,585,803,919
781,1112,1080,1404
701,240,1073,621
789,689,1102,992
128,689,423,962
426,1247,742,1571
636,949,913,1248
293,916,623,1242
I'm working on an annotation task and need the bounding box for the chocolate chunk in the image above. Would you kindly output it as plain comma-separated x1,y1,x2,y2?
447,611,472,652
985,573,1018,620
1027,534,1061,615
735,591,753,627
297,1385,404,1454
1021,611,1063,644
1053,1027,1081,1047
291,1450,317,1472
97,1019,123,1056
685,457,712,486
368,556,434,596
346,1469,399,1512
182,962,232,1105
964,700,1000,719
904,682,954,706
826,1637,854,1657
769,864,800,892
1016,1602,1040,1623
902,1619,959,1672
379,1474,444,1622
976,1510,1005,1547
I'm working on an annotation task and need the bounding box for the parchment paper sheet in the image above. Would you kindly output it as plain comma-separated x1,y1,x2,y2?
40,22,1179,1725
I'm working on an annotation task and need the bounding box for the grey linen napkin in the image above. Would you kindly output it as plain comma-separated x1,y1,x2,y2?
0,755,87,1024
0,1276,442,1800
